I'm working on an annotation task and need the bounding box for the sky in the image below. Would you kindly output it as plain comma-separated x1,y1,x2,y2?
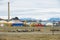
0,0,60,20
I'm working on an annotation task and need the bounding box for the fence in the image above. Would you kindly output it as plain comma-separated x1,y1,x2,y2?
0,22,60,35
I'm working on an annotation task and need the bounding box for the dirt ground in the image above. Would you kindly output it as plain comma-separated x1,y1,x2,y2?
0,27,60,40
0,34,60,40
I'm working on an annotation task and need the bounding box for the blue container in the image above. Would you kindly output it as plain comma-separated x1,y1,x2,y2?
12,23,24,27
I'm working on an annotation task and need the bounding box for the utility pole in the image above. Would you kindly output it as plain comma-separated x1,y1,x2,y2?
8,0,10,22
52,21,55,35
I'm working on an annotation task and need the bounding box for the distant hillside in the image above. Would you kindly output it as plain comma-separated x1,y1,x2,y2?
48,18,60,22
20,18,37,22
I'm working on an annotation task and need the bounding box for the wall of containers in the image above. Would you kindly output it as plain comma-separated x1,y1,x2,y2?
0,23,44,27
0,21,60,27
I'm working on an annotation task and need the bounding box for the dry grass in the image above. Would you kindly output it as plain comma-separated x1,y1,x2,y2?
0,27,51,32
0,34,60,40
0,27,60,40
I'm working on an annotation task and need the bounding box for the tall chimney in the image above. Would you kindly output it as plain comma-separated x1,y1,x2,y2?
8,1,10,22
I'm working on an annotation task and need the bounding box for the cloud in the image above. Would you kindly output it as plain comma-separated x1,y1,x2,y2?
11,0,60,8
0,0,60,20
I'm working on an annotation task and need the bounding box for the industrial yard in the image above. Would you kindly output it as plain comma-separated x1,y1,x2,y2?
0,18,60,40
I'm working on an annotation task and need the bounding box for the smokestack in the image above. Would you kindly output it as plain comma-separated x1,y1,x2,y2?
8,1,10,22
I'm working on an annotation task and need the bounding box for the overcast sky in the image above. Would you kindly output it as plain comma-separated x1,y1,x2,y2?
0,0,60,20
